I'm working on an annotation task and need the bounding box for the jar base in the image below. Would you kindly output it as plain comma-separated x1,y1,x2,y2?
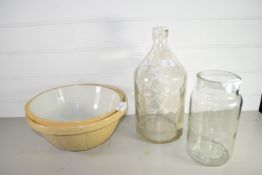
187,140,229,166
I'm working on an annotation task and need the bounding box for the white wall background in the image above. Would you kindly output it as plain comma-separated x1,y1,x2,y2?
0,0,261,117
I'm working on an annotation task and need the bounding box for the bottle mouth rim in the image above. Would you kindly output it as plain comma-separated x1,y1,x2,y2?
197,70,242,84
152,27,168,38
153,26,168,31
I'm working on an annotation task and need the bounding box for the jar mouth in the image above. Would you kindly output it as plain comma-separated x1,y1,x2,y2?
197,70,242,84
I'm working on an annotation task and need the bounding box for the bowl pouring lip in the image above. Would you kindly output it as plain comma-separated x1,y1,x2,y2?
25,83,127,127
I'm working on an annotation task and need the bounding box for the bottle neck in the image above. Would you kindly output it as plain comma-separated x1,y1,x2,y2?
152,27,169,49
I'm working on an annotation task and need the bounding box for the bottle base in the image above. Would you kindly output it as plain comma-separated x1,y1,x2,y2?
137,127,183,144
136,113,183,143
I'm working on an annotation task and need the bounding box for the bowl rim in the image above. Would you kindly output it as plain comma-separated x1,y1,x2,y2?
25,84,127,127
25,107,125,135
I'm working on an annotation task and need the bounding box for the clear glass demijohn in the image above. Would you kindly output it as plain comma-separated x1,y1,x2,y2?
134,27,187,143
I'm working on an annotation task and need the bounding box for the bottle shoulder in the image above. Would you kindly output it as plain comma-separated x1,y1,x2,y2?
137,47,185,69
134,46,187,84
135,60,186,79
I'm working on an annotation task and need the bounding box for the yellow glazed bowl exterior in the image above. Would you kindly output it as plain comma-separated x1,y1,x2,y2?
26,117,122,151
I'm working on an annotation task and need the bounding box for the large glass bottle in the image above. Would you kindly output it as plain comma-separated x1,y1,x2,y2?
134,27,187,143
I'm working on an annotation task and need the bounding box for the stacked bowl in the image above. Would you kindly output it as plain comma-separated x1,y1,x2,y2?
25,84,127,151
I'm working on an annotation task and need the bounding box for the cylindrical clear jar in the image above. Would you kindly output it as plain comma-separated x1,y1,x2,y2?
134,27,187,143
187,70,243,166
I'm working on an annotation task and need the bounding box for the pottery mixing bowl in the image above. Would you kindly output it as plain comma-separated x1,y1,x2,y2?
25,84,127,151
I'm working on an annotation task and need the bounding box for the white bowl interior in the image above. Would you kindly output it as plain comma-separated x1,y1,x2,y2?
29,85,121,121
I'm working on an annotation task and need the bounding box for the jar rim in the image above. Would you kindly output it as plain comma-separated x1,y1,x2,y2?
197,70,242,84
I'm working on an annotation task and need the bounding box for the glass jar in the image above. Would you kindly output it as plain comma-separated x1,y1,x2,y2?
134,27,187,143
187,70,243,166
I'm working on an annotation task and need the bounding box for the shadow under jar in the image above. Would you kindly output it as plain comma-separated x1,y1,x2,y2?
187,70,243,166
